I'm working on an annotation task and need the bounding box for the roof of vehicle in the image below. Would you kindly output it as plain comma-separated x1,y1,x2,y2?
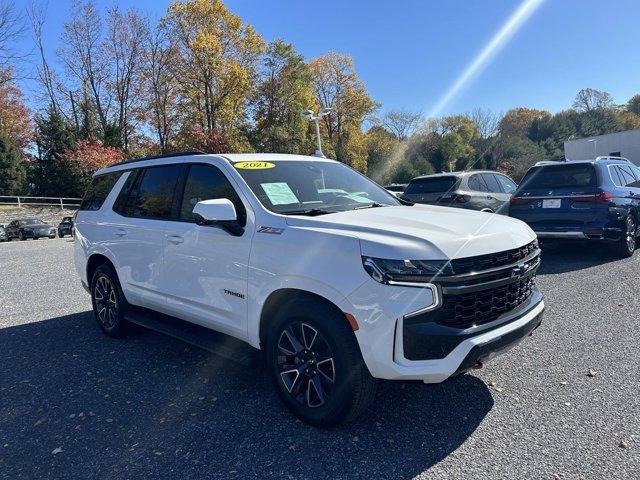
409,170,504,181
533,157,632,167
97,152,337,176
220,153,337,163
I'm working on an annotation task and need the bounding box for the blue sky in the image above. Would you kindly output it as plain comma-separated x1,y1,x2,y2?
12,0,640,117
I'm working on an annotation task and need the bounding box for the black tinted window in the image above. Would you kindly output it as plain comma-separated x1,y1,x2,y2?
404,177,457,194
482,173,502,193
520,164,597,190
179,164,246,226
79,172,122,211
468,174,489,192
125,165,181,219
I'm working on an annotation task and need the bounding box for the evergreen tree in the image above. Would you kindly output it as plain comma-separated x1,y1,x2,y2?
0,133,26,195
32,108,79,196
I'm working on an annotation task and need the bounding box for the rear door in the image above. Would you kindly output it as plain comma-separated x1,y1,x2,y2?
467,173,493,211
482,173,508,213
400,176,458,204
509,163,604,233
109,163,183,309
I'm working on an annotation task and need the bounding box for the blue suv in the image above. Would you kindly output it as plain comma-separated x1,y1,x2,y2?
509,157,640,257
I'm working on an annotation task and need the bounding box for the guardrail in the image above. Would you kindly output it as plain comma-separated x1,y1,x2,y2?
0,196,82,210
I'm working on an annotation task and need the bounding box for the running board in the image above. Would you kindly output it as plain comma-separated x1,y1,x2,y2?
125,308,260,367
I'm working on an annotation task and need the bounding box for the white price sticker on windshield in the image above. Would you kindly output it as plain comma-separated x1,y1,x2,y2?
261,182,299,205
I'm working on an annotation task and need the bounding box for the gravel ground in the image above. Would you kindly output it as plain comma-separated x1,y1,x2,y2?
0,238,638,479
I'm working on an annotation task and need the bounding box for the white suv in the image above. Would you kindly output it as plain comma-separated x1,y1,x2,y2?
75,152,544,426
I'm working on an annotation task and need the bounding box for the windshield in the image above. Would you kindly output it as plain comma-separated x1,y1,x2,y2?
233,160,400,214
20,219,45,225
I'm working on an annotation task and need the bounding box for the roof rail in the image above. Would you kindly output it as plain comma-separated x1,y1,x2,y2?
110,150,206,167
594,155,630,162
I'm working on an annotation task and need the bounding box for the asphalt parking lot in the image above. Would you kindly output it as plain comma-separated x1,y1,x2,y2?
0,238,638,479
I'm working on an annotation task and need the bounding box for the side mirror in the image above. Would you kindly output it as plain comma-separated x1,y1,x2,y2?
192,199,244,236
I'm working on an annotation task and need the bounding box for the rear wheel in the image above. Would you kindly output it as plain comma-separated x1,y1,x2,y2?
265,297,376,427
90,264,131,337
615,214,637,258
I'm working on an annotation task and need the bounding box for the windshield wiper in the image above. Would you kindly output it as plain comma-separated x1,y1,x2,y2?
281,208,335,216
353,202,390,210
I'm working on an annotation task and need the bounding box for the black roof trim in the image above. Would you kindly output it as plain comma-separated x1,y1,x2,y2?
110,150,207,167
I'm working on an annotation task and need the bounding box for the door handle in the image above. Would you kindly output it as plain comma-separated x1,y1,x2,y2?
114,228,127,237
487,195,494,200
167,235,184,245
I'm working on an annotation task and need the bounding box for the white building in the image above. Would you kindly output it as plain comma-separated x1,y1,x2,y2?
564,129,640,166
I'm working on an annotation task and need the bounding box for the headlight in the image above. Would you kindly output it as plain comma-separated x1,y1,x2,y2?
362,256,452,285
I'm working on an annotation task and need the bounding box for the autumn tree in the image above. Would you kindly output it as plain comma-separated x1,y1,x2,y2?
59,1,111,139
252,39,314,153
364,125,397,182
104,6,147,152
572,88,615,112
498,107,551,138
382,109,421,141
63,138,123,190
0,68,32,150
0,1,24,74
308,52,377,170
162,0,265,149
626,94,640,116
143,19,179,152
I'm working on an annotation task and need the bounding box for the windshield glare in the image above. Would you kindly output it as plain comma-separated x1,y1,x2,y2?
234,160,400,214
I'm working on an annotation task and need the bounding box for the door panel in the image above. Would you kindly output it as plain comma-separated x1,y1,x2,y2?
160,163,253,340
108,164,183,309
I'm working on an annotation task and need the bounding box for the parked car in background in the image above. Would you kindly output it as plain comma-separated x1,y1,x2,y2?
384,183,407,197
5,218,56,240
58,216,74,238
400,171,517,214
0,224,6,242
509,157,640,257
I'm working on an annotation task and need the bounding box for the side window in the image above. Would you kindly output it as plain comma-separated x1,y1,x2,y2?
495,174,517,194
482,173,502,193
617,165,637,186
124,165,182,219
608,166,623,186
468,174,488,192
79,172,122,211
179,164,247,226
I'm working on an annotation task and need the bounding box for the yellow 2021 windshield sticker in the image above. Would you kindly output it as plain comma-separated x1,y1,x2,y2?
234,161,275,170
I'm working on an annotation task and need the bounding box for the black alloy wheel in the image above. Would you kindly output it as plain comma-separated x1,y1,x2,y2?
266,297,377,427
90,264,130,337
276,322,336,409
617,215,637,258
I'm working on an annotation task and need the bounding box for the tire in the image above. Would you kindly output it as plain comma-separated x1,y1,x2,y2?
615,214,637,258
19,231,26,241
265,297,377,427
90,263,131,337
58,230,63,238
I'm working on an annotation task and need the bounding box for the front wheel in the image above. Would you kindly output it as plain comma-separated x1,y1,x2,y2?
19,231,26,241
615,215,637,258
90,264,131,337
265,298,377,427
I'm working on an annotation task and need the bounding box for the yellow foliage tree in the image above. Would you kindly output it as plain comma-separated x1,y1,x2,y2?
162,0,265,150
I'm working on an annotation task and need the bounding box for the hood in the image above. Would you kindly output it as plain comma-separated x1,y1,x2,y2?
284,204,535,260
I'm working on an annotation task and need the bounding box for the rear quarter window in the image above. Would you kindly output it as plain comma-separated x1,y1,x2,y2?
404,177,457,194
79,172,123,211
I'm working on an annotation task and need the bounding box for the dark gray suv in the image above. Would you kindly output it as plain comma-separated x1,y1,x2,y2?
400,170,517,214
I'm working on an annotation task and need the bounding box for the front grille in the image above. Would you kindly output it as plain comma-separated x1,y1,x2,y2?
432,274,536,329
449,240,537,275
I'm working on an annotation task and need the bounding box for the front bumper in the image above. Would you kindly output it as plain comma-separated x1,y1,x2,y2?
346,277,544,384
